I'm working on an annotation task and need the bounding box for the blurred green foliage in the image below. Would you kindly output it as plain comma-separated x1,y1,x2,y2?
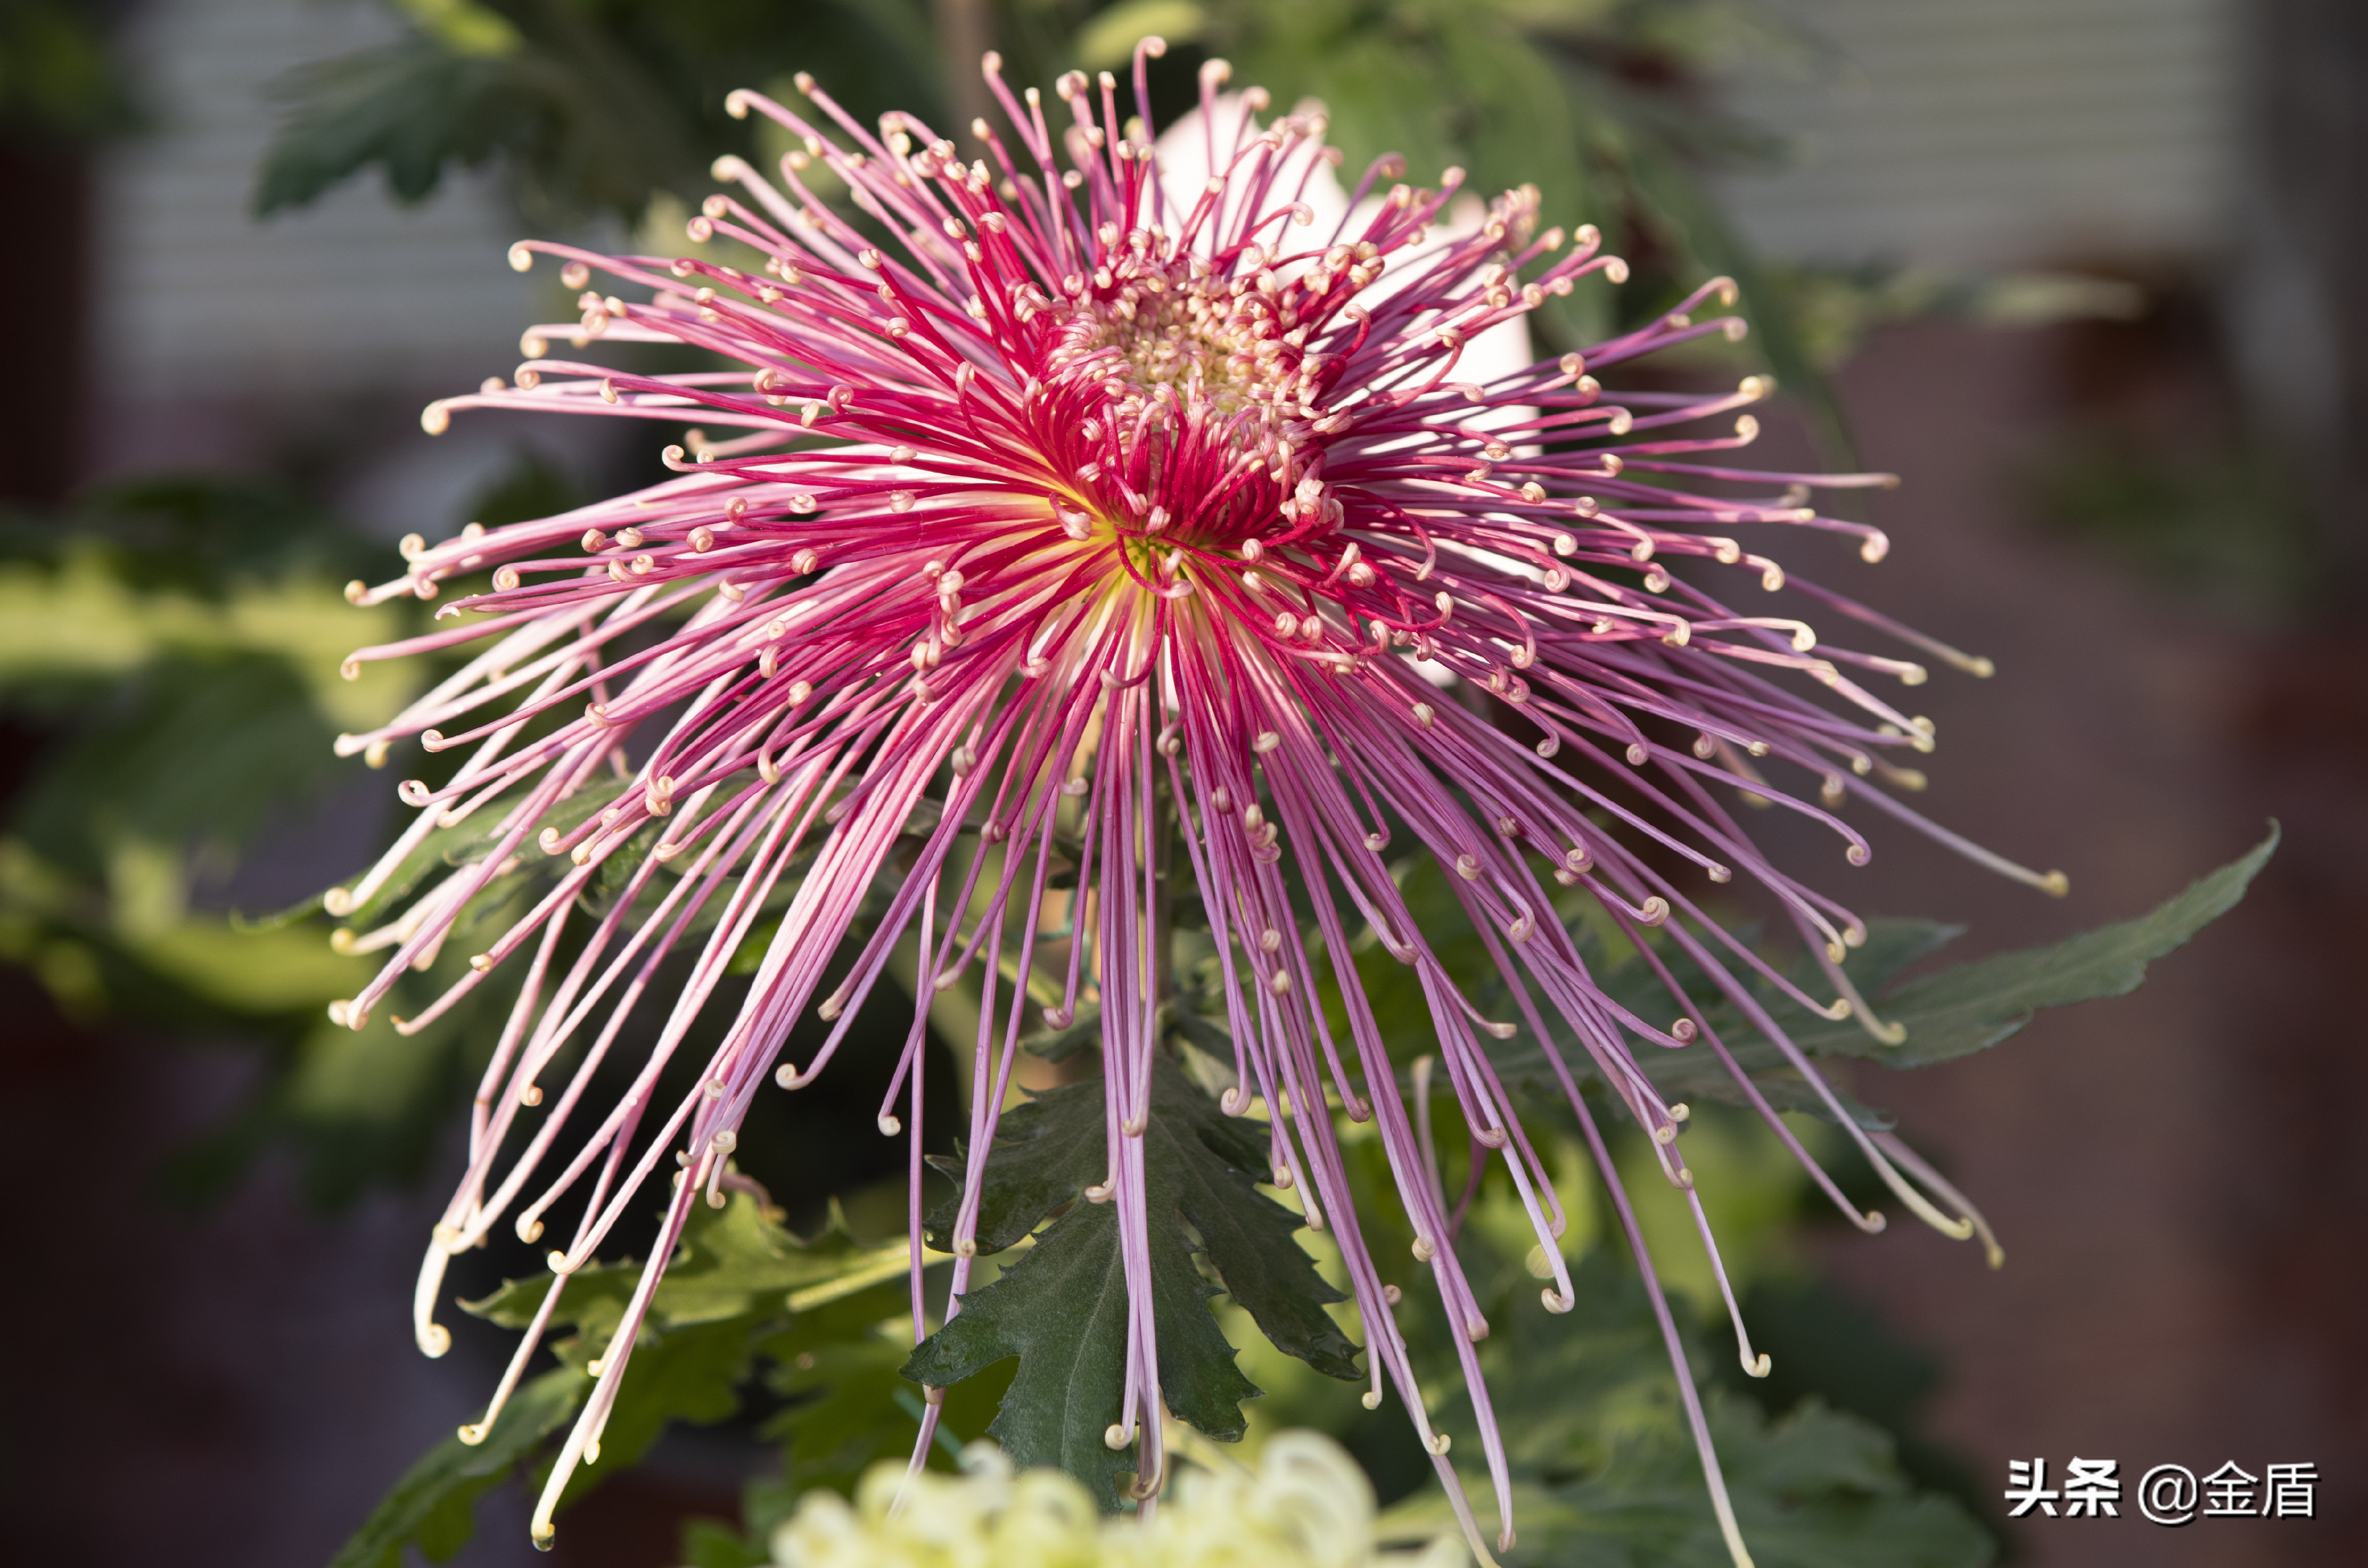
0,0,135,140
0,478,396,1027
332,1189,987,1568
0,478,517,1205
1386,1253,1993,1567
254,0,948,229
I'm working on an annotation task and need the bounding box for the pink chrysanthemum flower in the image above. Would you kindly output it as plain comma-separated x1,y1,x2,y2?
327,44,2060,1564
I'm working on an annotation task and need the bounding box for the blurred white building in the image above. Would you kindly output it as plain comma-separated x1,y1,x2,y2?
90,0,555,531
1715,0,2237,268
98,0,531,402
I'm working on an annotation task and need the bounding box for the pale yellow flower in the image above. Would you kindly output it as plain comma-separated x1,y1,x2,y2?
768,1431,1467,1568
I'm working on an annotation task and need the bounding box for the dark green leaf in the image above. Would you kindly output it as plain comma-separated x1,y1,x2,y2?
904,1056,1355,1506
1766,826,2278,1068
0,0,139,142
327,1365,588,1568
1486,831,2273,1125
1024,1002,1104,1062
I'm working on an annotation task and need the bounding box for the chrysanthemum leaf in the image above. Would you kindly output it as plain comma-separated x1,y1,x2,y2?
1487,830,2272,1125
907,1185,1188,1507
357,1194,930,1560
327,1364,587,1568
905,1055,1356,1507
1752,826,2278,1070
450,1195,914,1511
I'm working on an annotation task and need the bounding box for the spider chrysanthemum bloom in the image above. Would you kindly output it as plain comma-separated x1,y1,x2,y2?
327,43,2059,1564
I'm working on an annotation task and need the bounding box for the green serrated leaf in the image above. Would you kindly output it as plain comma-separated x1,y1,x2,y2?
1762,827,2277,1068
905,1185,1190,1506
904,1056,1356,1506
1486,832,2272,1126
328,1366,588,1568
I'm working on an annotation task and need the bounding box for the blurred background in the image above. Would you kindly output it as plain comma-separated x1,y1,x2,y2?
0,1,2360,1565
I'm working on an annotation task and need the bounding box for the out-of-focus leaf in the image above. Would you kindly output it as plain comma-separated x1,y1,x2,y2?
327,1365,589,1568
1616,125,1855,463
464,1192,914,1501
392,0,522,58
131,918,370,1012
0,0,137,140
1077,0,1209,70
1381,1252,1992,1567
6,651,344,873
253,35,671,222
254,0,943,230
1768,262,2145,372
